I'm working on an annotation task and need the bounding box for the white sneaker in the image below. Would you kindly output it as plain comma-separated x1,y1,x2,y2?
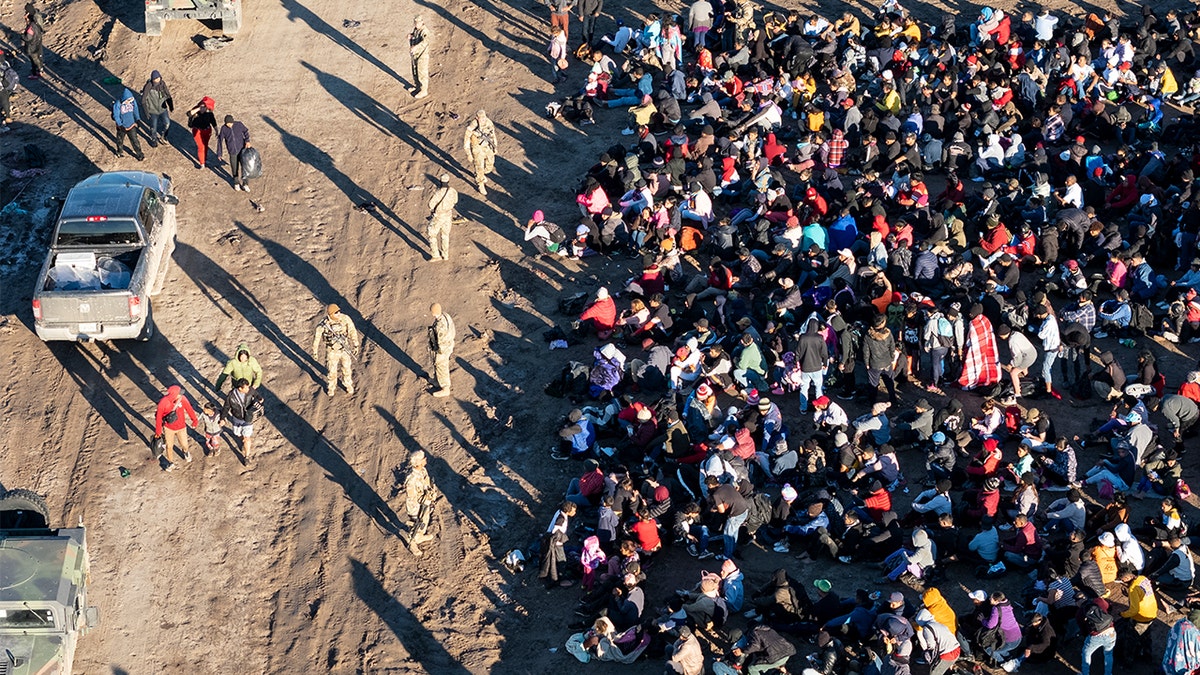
1002,658,1020,672
1164,331,1180,343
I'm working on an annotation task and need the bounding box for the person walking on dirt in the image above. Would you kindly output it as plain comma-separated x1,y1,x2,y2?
400,450,438,556
548,0,574,40
140,70,172,148
428,303,456,398
409,16,431,99
578,0,602,47
221,378,264,461
185,97,217,168
313,303,360,397
463,109,497,196
215,114,251,191
426,173,458,261
21,4,44,80
154,385,199,472
214,342,263,391
111,85,145,161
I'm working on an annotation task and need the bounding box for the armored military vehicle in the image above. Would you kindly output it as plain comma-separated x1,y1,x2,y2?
144,0,242,36
0,489,98,675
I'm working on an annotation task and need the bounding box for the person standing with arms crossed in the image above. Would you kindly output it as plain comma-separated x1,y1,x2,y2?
426,173,458,261
429,303,456,398
463,109,497,196
313,303,360,397
409,16,431,100
215,114,251,191
154,385,199,472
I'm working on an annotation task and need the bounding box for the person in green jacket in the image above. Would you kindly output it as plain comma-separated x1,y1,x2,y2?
215,343,263,391
732,332,767,392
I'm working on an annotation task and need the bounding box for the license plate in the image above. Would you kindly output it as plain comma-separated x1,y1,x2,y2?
77,323,99,334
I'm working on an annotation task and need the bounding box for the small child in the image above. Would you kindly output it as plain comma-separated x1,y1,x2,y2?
198,402,223,455
579,536,607,591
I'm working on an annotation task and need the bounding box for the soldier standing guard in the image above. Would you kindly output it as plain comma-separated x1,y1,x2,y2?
428,303,456,398
400,450,438,556
462,109,497,196
409,16,431,100
312,303,360,397
426,173,458,261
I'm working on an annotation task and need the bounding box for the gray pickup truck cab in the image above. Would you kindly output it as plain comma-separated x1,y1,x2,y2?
144,0,242,36
32,171,178,342
0,489,98,675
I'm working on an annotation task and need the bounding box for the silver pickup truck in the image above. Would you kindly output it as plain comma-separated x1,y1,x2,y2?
32,171,178,342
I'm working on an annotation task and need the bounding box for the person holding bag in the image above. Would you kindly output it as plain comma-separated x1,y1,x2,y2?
154,385,198,472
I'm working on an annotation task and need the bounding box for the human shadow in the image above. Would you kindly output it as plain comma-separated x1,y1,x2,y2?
350,558,473,674
264,388,404,534
172,241,322,384
408,0,542,78
258,114,425,250
279,0,408,86
232,221,426,379
431,406,536,512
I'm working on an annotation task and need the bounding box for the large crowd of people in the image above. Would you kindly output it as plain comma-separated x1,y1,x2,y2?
531,0,1200,672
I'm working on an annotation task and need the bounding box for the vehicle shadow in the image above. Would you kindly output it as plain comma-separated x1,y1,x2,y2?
349,557,473,674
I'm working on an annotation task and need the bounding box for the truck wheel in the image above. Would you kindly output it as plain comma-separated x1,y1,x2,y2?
137,301,155,341
0,489,51,529
145,14,164,36
223,11,242,34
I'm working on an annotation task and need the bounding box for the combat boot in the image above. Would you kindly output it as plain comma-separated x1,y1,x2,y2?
413,532,435,544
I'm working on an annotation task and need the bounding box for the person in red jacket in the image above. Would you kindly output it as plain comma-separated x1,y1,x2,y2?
978,216,1011,255
578,286,617,339
965,438,1003,479
154,384,199,471
862,480,893,523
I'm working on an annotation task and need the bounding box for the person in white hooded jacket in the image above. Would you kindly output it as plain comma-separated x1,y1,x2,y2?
914,608,962,675
1114,523,1145,575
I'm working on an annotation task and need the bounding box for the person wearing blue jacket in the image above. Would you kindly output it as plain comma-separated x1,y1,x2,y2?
111,86,144,161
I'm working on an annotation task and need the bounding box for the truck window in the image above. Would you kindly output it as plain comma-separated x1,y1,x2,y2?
0,608,56,628
138,188,164,236
54,219,142,247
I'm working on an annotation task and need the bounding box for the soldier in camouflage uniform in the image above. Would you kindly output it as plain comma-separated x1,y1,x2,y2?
401,450,437,556
428,303,456,398
409,16,431,99
426,173,458,261
462,109,497,196
312,303,360,397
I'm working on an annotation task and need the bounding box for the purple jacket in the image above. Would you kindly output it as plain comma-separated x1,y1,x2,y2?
984,603,1022,644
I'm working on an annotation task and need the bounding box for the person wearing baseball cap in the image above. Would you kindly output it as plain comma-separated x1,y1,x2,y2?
813,395,849,437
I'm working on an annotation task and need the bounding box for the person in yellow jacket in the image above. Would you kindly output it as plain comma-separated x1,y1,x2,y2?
1121,575,1158,623
922,587,958,635
214,342,264,391
1094,532,1119,585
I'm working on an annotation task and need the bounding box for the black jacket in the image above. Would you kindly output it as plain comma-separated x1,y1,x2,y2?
796,323,829,372
743,625,796,664
222,386,263,424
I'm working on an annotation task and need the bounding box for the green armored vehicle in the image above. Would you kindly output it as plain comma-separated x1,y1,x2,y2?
0,489,98,675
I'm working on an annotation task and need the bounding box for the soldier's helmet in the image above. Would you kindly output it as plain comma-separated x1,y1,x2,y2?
410,450,427,466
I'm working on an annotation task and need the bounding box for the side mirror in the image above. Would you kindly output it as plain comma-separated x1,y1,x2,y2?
162,194,179,206
84,607,100,629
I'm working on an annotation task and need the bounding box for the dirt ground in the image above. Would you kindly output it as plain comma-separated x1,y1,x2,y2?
1,0,1198,672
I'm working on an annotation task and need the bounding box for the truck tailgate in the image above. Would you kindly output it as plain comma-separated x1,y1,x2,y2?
37,291,133,329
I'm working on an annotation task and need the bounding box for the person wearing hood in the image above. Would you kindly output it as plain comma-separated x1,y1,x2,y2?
914,608,961,675
863,314,898,404
960,304,1000,390
750,568,809,625
577,286,616,339
1002,611,1057,671
879,527,936,583
687,91,723,123
1091,351,1127,401
186,96,218,168
154,384,199,471
140,69,173,147
729,623,796,674
215,343,264,391
111,85,145,161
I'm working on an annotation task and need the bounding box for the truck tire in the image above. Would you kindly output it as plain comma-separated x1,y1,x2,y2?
137,301,155,341
0,489,51,529
145,14,164,36
222,9,242,34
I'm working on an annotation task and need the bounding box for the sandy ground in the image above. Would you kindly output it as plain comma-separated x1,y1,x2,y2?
1,0,1198,672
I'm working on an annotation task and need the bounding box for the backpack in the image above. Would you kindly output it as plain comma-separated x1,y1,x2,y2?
1130,303,1155,333
1083,602,1113,633
1,66,17,93
934,316,955,349
559,292,588,315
